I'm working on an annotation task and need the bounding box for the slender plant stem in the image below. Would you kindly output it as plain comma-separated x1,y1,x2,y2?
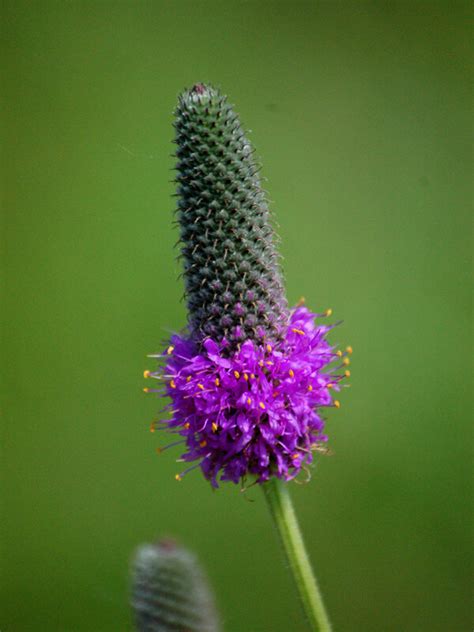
263,477,332,632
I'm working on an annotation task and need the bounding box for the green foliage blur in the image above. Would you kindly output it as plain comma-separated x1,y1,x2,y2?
1,2,471,631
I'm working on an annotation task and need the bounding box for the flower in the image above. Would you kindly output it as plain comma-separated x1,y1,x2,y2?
145,84,350,486
147,306,349,487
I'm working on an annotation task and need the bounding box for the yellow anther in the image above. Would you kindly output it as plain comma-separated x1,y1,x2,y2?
308,384,313,391
292,453,300,460
297,296,306,306
212,422,218,433
170,379,176,389
156,447,163,455
143,387,150,393
186,376,192,382
291,328,305,336
266,344,272,353
344,370,351,378
143,370,151,379
197,383,205,390
167,345,174,355
336,350,343,357
200,440,207,448
243,373,249,381
289,369,295,378
259,402,266,410
258,360,264,367
273,391,279,398
266,360,273,366
184,422,190,429
325,308,333,317
250,373,256,380
150,424,155,433
175,474,182,481
334,400,341,408
327,383,334,389
215,377,220,386
346,345,353,354
234,370,240,379
343,357,350,366
247,397,252,405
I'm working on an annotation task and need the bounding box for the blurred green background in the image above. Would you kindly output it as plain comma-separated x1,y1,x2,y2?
1,2,472,631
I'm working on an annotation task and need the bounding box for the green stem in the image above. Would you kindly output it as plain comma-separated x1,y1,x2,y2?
263,477,332,632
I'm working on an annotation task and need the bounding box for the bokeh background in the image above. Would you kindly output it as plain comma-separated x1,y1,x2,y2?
1,2,472,631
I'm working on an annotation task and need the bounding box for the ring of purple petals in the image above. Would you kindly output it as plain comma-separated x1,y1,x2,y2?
146,306,351,487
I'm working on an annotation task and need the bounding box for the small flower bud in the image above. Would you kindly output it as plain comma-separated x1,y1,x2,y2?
131,539,220,632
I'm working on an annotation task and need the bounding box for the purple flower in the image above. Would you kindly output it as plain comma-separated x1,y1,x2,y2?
145,85,351,486
147,306,351,487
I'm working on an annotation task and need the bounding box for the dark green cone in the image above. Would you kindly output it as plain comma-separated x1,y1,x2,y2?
174,83,288,348
131,540,220,632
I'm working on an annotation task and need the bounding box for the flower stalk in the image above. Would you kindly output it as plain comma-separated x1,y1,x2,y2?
263,478,332,632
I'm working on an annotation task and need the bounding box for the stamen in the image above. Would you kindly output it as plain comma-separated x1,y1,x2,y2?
296,296,306,306
346,345,353,354
247,397,252,405
167,345,174,355
324,308,333,317
266,344,272,353
234,370,240,379
291,328,305,336
334,400,341,408
170,379,176,389
344,370,351,378
199,440,207,447
197,383,205,390
343,358,350,366
243,373,249,381
143,387,150,393
175,462,202,482
307,384,313,391
212,422,218,433
259,402,265,410
215,377,220,386
143,370,151,378
336,350,343,357
289,369,295,378
156,439,185,455
186,376,192,382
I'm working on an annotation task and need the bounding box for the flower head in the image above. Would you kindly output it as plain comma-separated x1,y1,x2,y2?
145,84,350,486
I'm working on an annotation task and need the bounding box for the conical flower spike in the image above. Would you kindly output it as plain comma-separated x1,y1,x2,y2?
175,83,287,347
145,84,350,487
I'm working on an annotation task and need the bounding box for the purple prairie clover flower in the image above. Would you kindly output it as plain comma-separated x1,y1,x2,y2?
145,84,351,487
